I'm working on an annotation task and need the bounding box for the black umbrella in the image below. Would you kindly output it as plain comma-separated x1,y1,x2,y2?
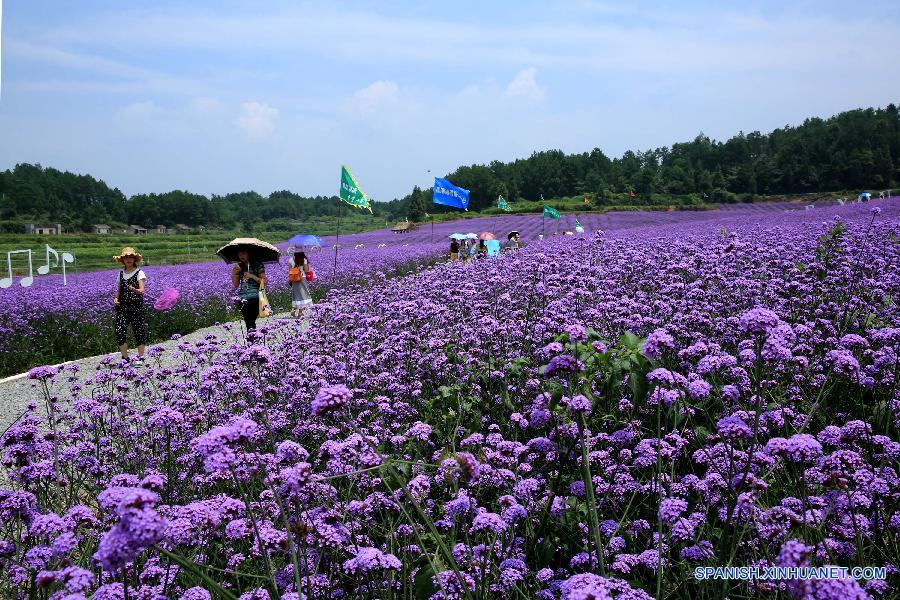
216,237,281,263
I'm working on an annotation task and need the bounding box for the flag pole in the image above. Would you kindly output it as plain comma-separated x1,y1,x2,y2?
431,214,434,243
333,203,342,283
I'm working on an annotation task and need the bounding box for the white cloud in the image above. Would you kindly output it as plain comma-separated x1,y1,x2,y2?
350,80,400,116
343,81,426,133
10,40,154,79
7,40,207,96
505,68,545,100
28,7,900,77
234,102,279,140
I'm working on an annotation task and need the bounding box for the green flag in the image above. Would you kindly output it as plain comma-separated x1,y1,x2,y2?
543,204,561,219
339,165,372,213
498,195,510,211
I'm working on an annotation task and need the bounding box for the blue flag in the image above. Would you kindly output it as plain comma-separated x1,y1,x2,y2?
433,178,470,211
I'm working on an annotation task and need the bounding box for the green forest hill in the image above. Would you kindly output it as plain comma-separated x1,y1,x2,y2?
1,103,898,236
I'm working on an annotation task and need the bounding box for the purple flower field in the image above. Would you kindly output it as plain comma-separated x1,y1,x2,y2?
1,199,899,599
0,243,444,375
313,199,853,247
0,201,828,375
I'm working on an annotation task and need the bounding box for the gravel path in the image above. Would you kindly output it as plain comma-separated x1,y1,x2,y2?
0,311,307,434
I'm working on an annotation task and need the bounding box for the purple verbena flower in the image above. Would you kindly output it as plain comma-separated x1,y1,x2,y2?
312,384,352,416
343,547,402,575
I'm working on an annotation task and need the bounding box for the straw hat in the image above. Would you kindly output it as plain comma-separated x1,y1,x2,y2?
114,247,143,264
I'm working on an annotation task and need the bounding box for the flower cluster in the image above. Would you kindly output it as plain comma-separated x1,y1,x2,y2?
312,384,352,416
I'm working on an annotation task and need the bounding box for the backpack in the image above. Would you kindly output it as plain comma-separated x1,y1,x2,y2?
288,266,304,283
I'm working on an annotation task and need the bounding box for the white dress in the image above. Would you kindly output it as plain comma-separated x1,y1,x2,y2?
289,258,313,306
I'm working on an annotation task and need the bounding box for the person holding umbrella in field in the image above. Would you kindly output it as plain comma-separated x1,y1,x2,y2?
476,231,495,259
449,233,465,261
285,234,320,317
217,238,279,333
464,233,478,262
288,251,314,318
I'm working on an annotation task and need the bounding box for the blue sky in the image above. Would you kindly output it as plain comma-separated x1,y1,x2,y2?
1,0,898,200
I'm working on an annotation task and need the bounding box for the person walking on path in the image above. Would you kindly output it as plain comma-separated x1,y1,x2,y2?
288,251,313,318
113,247,148,360
450,239,460,261
232,249,266,331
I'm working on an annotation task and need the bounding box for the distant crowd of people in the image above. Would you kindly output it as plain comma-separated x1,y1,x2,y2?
449,232,521,261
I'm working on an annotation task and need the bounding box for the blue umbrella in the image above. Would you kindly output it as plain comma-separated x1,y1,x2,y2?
287,234,323,247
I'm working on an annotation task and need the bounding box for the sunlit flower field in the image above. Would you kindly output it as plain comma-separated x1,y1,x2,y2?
1,200,898,599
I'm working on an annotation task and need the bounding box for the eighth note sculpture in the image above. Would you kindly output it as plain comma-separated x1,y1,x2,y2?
36,244,75,285
0,249,34,288
0,244,76,289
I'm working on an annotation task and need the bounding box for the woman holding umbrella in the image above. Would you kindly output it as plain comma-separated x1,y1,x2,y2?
464,233,478,263
218,238,278,333
288,251,314,318
233,250,266,331
449,233,464,261
476,231,495,259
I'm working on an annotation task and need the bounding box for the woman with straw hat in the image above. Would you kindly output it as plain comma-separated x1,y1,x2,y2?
113,247,148,361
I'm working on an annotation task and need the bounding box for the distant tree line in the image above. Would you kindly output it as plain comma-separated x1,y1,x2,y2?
421,104,900,215
1,104,897,230
0,167,402,232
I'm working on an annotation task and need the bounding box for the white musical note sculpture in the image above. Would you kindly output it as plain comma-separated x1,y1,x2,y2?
36,245,56,275
36,244,75,285
0,250,34,288
0,245,76,289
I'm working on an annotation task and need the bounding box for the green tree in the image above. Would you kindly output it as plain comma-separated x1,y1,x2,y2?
408,186,427,222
